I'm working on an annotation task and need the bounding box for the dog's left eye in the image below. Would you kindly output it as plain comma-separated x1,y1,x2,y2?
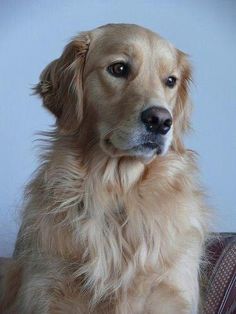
107,62,130,78
165,76,177,88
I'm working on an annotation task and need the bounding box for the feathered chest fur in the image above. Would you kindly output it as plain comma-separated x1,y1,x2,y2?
19,142,206,305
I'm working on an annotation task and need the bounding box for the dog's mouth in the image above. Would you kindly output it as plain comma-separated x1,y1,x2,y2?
131,141,162,154
102,138,163,159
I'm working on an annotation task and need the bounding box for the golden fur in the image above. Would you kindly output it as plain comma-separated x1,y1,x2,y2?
0,24,210,313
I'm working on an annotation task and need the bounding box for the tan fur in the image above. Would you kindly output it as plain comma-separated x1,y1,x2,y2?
0,24,210,313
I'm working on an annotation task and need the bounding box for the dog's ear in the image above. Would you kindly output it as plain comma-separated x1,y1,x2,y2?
34,33,90,132
172,50,192,153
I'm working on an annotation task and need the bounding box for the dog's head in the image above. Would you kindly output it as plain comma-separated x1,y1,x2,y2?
35,24,192,160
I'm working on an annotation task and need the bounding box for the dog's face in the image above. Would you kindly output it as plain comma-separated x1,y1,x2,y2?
36,24,192,160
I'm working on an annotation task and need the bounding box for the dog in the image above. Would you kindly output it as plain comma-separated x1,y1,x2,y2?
0,23,210,313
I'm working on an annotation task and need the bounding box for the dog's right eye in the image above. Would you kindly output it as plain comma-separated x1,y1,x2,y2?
107,62,130,78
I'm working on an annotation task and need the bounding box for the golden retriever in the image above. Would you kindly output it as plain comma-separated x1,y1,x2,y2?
0,23,210,313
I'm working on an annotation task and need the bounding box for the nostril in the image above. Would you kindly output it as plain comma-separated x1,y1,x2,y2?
159,118,172,135
164,118,172,128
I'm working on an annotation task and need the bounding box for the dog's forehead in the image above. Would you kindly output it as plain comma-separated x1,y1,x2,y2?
87,24,176,62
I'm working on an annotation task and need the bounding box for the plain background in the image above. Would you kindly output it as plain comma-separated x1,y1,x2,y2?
0,0,235,257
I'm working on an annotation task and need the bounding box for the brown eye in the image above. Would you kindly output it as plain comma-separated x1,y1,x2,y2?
107,62,130,78
165,76,177,88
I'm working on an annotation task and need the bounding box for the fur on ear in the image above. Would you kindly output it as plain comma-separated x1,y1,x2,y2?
34,33,90,132
172,50,193,153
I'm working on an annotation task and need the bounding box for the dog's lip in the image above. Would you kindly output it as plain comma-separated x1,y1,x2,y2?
134,142,159,150
132,142,162,154
104,138,162,155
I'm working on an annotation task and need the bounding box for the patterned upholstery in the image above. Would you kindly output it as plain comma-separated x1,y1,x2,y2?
203,233,236,314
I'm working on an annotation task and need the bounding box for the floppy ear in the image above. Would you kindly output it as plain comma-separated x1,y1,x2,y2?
34,33,90,132
172,50,192,153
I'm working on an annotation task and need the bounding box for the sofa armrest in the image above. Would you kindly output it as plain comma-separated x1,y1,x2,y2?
203,233,236,314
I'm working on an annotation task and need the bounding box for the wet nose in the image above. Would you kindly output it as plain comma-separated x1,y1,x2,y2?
141,106,172,135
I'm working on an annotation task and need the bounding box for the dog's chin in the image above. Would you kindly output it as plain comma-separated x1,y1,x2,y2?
101,139,167,161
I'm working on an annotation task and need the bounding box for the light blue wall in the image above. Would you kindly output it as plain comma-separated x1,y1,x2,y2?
0,0,235,257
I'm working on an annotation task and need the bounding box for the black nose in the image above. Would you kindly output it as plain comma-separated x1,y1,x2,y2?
141,106,172,135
